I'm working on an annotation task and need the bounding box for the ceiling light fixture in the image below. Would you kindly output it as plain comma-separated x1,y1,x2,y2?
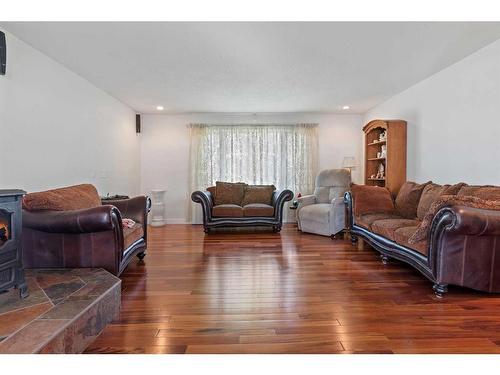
342,105,350,110
156,106,164,111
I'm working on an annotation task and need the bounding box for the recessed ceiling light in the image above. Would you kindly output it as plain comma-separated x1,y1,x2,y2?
342,105,350,110
156,106,164,111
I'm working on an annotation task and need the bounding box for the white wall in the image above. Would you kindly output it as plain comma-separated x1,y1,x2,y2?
0,29,140,196
365,38,500,186
140,113,362,223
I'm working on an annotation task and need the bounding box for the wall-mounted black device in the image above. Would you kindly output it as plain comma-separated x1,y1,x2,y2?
136,114,141,133
0,31,6,75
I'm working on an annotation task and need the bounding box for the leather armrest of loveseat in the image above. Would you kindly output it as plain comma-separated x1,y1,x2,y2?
191,190,215,220
272,189,294,209
23,205,122,234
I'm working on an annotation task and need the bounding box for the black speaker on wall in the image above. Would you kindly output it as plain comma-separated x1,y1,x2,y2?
0,31,6,75
136,114,141,133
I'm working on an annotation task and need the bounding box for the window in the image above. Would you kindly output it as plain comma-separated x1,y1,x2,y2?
189,123,319,221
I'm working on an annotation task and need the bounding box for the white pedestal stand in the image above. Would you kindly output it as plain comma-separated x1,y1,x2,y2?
150,190,166,227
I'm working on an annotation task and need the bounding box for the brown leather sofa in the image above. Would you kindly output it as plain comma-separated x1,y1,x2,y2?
191,181,293,232
345,182,500,297
22,184,151,276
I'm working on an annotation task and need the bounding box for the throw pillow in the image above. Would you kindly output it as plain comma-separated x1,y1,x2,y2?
457,185,500,201
241,185,276,206
395,181,431,219
409,195,500,244
214,181,246,206
350,184,395,216
416,182,466,219
22,184,101,211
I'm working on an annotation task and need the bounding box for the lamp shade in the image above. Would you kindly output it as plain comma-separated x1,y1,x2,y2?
342,156,357,169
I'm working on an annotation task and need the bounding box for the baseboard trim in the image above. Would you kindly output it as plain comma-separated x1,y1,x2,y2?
149,219,296,225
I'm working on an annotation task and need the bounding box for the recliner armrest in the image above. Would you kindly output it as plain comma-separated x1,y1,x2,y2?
23,205,122,234
297,194,316,209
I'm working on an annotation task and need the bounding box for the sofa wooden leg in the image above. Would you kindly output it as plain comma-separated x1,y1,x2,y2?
380,254,389,265
350,234,358,246
433,283,448,298
137,251,146,260
204,227,210,234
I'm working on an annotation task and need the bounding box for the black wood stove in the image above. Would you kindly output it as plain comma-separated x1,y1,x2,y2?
0,190,28,298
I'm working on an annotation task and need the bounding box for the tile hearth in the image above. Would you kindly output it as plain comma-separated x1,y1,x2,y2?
0,268,121,353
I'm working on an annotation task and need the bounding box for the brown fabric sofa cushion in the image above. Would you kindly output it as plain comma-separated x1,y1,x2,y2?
23,184,101,211
355,213,403,230
213,204,244,217
243,203,274,217
350,184,395,216
458,185,500,201
371,218,421,241
214,181,246,206
416,183,466,219
123,223,144,249
395,181,430,219
394,226,428,255
241,185,276,206
409,195,500,244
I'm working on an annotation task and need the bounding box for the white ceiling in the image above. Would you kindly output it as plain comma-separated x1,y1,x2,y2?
3,22,500,114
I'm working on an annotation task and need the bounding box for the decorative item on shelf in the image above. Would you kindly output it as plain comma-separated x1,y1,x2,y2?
342,156,357,178
370,174,376,179
380,144,387,158
150,189,166,227
377,152,382,158
379,130,387,142
375,162,385,179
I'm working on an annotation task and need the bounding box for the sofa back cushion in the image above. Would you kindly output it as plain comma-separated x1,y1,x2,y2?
395,181,430,219
350,184,395,216
214,181,246,206
241,185,276,206
314,169,351,203
458,185,500,201
416,183,465,219
23,184,101,211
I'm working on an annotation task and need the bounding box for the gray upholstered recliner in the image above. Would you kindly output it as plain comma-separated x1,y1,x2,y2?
297,169,351,237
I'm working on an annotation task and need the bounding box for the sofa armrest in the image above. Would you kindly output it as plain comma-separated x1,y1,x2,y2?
436,205,500,237
272,189,294,208
191,190,214,220
103,196,151,225
344,191,354,230
23,205,122,234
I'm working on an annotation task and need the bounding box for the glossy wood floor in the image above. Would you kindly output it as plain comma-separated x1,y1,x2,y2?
85,224,500,354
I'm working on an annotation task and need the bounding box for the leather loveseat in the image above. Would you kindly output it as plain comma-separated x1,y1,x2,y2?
345,182,500,297
191,181,293,232
22,184,151,276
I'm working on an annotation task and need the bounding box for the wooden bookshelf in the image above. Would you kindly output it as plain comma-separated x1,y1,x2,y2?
363,119,407,196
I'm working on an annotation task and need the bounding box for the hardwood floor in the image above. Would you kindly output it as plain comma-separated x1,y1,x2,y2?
85,224,500,354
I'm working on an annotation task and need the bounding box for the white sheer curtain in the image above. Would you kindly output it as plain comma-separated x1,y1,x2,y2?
189,123,319,222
